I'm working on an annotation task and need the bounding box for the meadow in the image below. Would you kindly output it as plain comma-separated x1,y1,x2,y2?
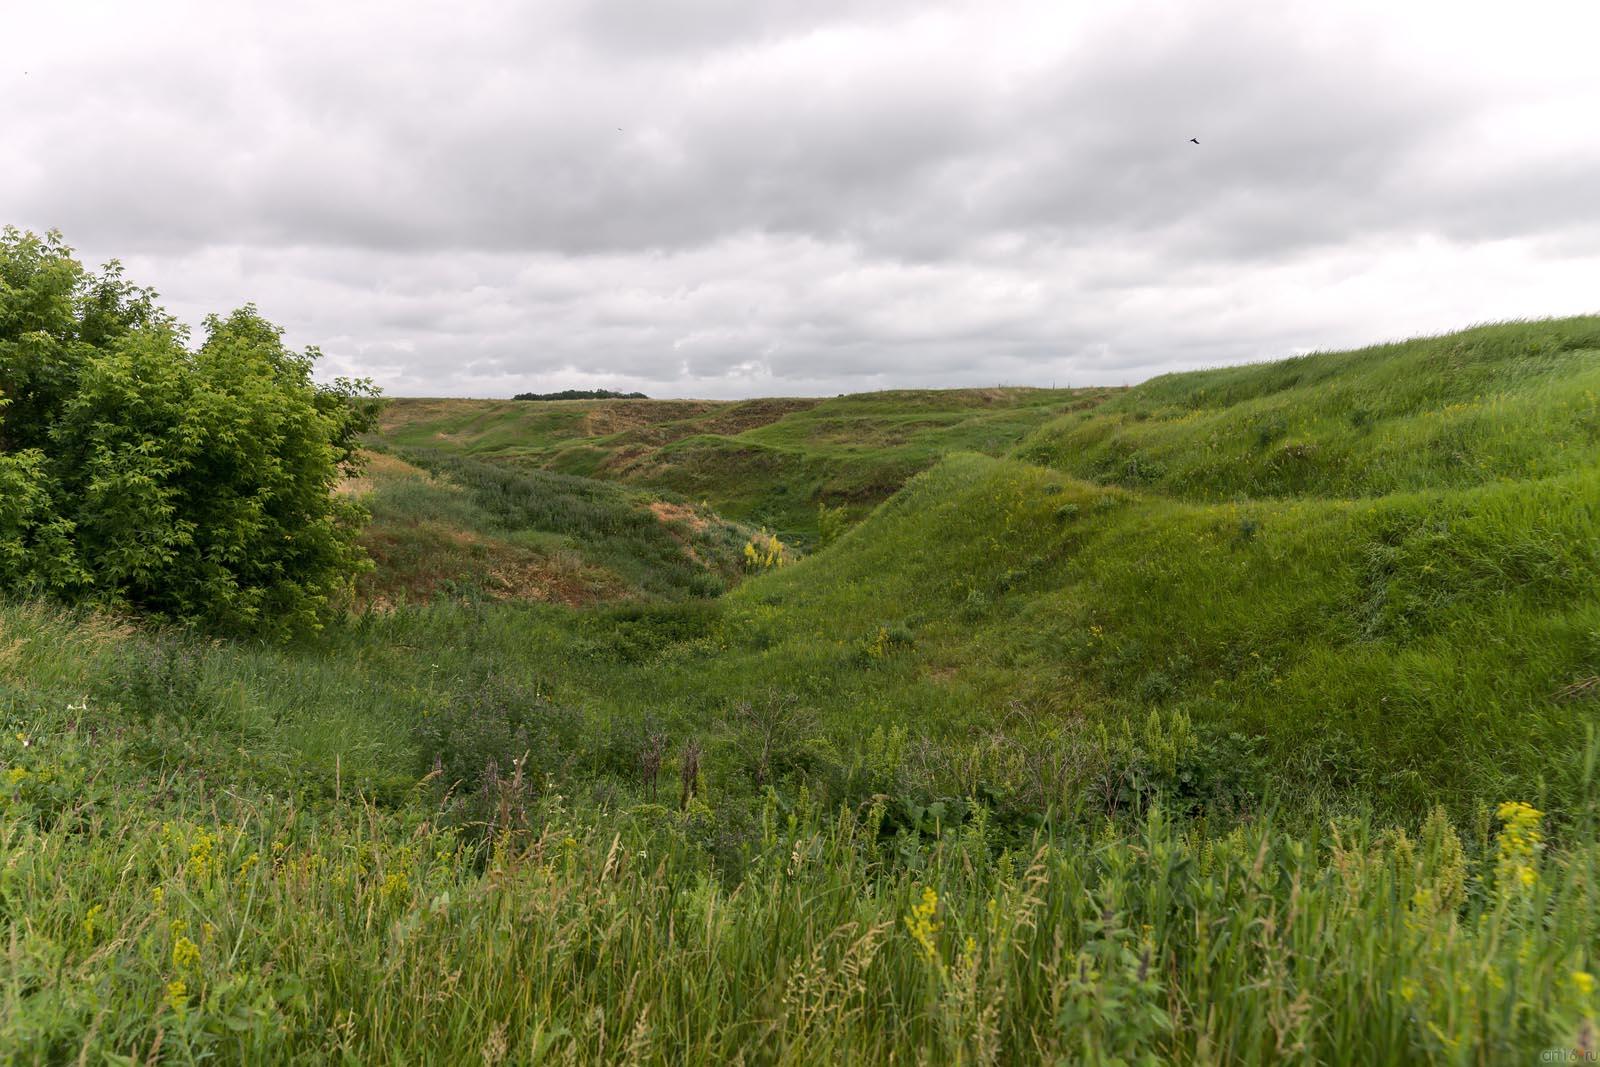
4,315,1600,1063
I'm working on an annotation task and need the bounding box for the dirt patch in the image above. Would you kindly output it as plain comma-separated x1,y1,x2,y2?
649,501,710,533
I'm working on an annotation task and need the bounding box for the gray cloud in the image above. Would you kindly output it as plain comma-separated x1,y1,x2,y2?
5,0,1598,398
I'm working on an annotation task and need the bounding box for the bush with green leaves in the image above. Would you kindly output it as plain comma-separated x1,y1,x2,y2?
0,228,380,635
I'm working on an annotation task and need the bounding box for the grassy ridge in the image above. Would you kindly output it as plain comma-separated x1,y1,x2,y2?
1016,317,1600,499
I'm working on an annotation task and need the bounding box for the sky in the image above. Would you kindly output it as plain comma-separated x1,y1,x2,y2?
5,0,1599,398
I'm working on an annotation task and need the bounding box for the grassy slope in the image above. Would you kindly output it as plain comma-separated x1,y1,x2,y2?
1015,317,1600,499
349,447,760,606
376,387,1117,540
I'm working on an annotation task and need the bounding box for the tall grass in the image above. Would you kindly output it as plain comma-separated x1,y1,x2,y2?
5,692,1598,1063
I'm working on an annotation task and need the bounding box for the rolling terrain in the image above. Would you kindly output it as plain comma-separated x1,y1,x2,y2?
5,316,1600,1062
376,386,1118,541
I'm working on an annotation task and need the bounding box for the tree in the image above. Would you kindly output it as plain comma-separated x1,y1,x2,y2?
0,226,381,636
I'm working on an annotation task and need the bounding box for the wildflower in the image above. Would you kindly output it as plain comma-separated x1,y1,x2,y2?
1574,971,1596,998
187,829,220,880
1493,801,1543,898
380,871,410,902
743,531,785,571
906,886,942,965
82,904,104,942
164,980,189,1014
236,852,260,881
172,934,200,973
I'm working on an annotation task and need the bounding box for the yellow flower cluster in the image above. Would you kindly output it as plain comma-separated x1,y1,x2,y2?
1494,800,1542,896
743,531,785,571
380,870,410,902
164,980,188,1014
188,828,221,880
906,886,942,965
172,934,200,972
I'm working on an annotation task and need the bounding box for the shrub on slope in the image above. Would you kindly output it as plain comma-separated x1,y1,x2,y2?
0,228,379,635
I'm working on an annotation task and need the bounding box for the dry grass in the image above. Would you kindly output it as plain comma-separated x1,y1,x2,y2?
335,450,436,496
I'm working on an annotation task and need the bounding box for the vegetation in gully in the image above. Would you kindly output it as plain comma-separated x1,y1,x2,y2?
3,230,1599,1062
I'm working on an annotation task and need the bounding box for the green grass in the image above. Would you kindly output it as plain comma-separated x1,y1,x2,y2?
4,604,1599,1063
5,316,1600,1061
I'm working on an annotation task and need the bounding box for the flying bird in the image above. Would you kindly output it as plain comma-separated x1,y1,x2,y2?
1190,137,1199,144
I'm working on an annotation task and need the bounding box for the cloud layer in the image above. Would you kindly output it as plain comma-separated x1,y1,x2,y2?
7,0,1599,396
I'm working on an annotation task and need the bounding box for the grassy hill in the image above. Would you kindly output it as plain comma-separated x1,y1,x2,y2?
6,317,1600,1062
1016,318,1600,499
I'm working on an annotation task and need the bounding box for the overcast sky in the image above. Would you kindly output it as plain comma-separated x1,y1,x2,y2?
6,1,1599,398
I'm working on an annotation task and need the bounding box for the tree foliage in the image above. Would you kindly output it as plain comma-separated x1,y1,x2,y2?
0,227,381,636
512,389,647,401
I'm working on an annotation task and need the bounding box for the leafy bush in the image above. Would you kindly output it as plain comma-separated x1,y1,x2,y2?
726,690,840,790
0,228,381,635
817,501,849,548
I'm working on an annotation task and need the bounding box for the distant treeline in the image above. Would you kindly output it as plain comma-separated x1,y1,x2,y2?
513,389,648,401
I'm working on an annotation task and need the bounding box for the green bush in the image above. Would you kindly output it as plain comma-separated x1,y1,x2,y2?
817,501,849,548
0,228,381,635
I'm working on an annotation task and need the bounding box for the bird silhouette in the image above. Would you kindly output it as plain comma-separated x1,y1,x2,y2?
1190,137,1199,144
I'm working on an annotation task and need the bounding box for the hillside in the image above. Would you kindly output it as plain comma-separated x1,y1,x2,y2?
6,316,1600,1062
351,317,1600,816
1017,317,1600,499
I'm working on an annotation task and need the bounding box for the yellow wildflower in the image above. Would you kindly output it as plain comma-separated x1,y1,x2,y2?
164,980,188,1014
906,886,942,965
380,871,410,902
1493,800,1543,897
172,934,200,972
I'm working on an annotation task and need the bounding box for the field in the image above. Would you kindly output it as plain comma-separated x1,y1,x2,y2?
4,317,1600,1062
